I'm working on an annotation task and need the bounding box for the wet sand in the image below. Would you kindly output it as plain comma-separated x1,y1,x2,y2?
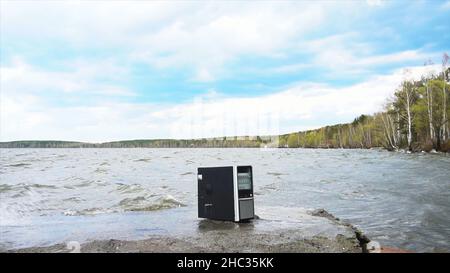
7,208,370,253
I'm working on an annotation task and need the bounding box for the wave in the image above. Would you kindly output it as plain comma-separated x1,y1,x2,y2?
63,195,186,216
0,184,14,192
6,163,31,168
93,168,107,173
115,183,146,194
120,195,186,212
63,207,115,216
266,172,287,176
0,183,57,193
134,158,151,162
254,182,280,195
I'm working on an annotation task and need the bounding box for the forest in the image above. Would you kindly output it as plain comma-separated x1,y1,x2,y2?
279,56,450,152
1,56,449,152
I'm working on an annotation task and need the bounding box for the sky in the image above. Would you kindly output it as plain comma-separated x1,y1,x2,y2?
1,0,449,142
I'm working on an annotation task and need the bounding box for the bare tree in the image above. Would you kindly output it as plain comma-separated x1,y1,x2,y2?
424,60,435,144
406,85,413,150
400,69,415,151
442,53,449,142
396,111,401,144
358,123,365,148
337,125,343,148
381,112,398,150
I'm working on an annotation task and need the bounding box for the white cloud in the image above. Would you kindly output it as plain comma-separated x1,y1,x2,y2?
299,33,437,78
1,60,439,142
442,1,450,10
0,57,134,97
265,63,312,74
366,0,386,7
193,68,216,82
2,1,446,83
0,1,350,82
129,2,329,81
358,50,429,66
3,1,436,82
0,58,137,142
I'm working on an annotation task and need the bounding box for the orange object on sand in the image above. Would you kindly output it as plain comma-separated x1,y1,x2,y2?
380,246,413,253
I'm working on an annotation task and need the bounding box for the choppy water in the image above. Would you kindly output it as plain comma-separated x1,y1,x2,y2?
0,148,449,252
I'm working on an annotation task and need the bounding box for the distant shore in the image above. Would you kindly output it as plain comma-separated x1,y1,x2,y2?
1,141,448,154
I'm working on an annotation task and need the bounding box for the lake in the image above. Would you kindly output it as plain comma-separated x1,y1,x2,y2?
0,148,449,252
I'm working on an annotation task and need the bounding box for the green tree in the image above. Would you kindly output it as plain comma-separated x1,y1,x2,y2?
287,133,299,148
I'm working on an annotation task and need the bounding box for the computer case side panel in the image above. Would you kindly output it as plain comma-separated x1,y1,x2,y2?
198,166,235,221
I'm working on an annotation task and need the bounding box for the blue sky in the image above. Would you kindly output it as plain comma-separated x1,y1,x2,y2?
1,0,449,142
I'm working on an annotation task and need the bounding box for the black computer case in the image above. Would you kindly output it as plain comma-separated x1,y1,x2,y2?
197,166,254,222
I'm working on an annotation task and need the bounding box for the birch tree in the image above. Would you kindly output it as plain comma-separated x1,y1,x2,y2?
424,60,435,144
392,70,417,151
380,101,399,150
441,53,449,142
381,112,397,150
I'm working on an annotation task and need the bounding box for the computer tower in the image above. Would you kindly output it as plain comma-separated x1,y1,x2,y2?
197,166,254,222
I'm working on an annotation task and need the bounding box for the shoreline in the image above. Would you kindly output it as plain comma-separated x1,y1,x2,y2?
4,208,372,253
0,142,450,154
0,146,448,154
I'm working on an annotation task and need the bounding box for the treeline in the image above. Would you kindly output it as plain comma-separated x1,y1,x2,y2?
278,114,385,149
0,137,270,148
0,140,92,148
101,137,267,148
